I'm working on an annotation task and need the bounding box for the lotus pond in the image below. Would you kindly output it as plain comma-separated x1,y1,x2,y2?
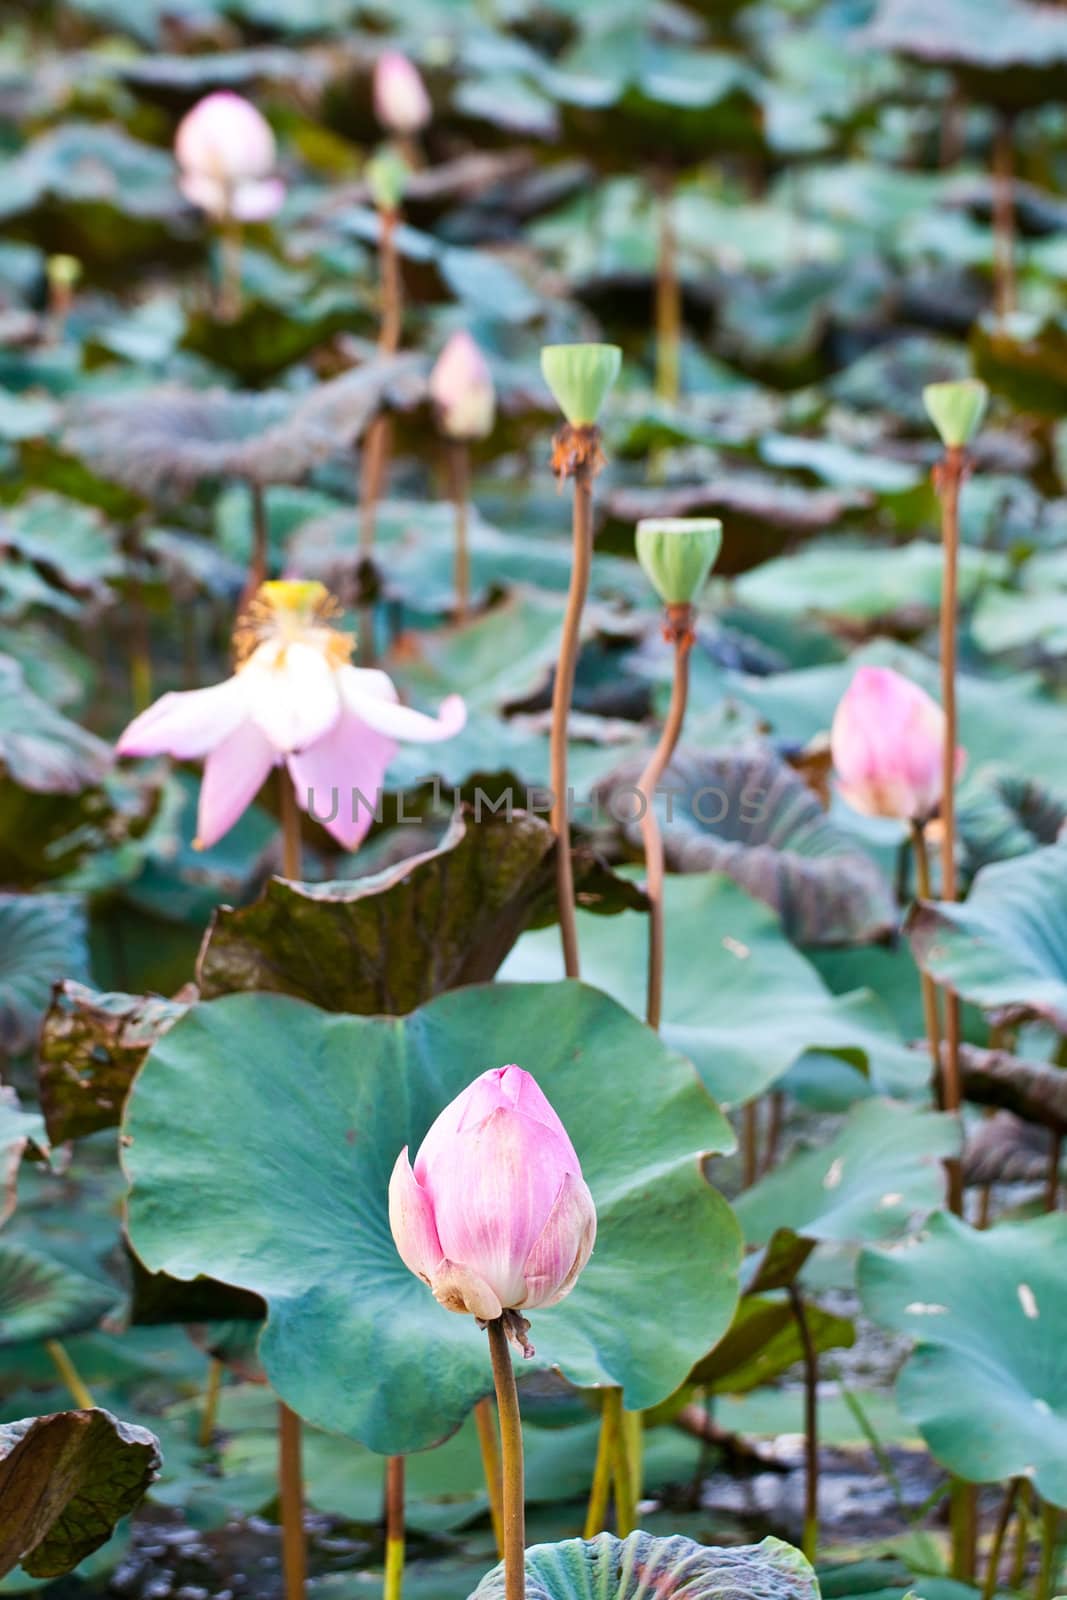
3,3,1067,1600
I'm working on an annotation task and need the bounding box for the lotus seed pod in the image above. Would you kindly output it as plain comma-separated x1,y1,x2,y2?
540,343,622,428
922,379,988,449
367,146,410,214
635,518,722,606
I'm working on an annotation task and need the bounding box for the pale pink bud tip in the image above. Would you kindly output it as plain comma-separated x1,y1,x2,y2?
175,93,282,221
430,332,496,441
830,665,964,823
374,50,432,135
388,1065,596,1320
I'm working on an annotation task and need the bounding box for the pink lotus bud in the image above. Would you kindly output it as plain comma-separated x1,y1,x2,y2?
389,1065,596,1323
831,665,962,822
429,332,496,441
374,50,432,135
175,92,284,222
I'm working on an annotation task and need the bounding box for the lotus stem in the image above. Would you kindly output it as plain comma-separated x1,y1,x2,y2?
617,1407,642,1532
447,440,472,625
1013,1479,1033,1590
952,1482,979,1584
638,605,692,1029
486,1317,525,1600
983,1478,1022,1600
655,177,681,405
278,1401,307,1600
909,819,948,1088
280,769,303,880
788,1284,819,1561
612,1395,637,1537
199,1356,223,1449
1037,1502,1061,1600
933,444,966,1217
250,482,269,592
742,1102,759,1189
384,1455,405,1600
992,113,1017,322
474,1396,505,1559
760,1092,785,1178
549,445,597,979
219,219,243,322
379,207,403,358
45,1340,94,1410
583,1388,619,1538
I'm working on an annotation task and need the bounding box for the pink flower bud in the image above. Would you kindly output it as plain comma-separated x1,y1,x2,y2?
175,92,284,222
389,1065,596,1322
429,332,496,441
373,50,432,135
831,665,963,822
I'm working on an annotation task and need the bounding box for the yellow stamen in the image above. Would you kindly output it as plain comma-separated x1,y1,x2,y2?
232,579,354,669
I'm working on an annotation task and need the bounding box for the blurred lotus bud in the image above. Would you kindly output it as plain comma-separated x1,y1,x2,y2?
374,50,432,135
175,92,284,223
636,517,722,606
831,665,962,822
540,343,622,428
367,146,411,215
923,379,988,450
389,1065,596,1323
47,254,82,294
430,332,496,441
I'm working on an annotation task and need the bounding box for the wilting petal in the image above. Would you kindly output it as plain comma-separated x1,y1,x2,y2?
339,665,466,745
242,641,342,754
388,1149,443,1284
117,675,249,760
196,718,275,848
429,1259,502,1321
287,705,396,851
521,1171,597,1310
231,177,286,222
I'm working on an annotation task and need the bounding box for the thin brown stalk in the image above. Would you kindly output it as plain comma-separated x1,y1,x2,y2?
637,612,692,1028
473,1397,505,1560
788,1283,819,1561
384,1455,405,1600
219,219,243,322
278,1402,307,1600
742,1102,759,1190
447,439,472,624
279,769,303,880
655,180,681,404
984,1479,1022,1600
486,1319,525,1600
550,457,595,979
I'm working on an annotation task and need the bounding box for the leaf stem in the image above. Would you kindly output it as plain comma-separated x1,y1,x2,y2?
199,1356,223,1449
384,1455,405,1600
486,1318,525,1600
613,1404,640,1536
278,1401,307,1600
448,439,472,625
655,177,681,404
637,613,691,1029
45,1340,94,1410
583,1387,620,1538
218,219,243,322
474,1397,505,1560
1037,1501,1061,1600
788,1284,819,1562
550,456,595,979
951,1481,978,1584
983,1478,1021,1600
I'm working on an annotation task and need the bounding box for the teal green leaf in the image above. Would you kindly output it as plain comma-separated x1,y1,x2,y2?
472,1533,817,1600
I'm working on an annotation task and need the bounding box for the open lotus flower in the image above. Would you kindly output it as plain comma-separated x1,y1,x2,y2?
175,92,285,223
389,1065,596,1324
831,665,963,822
430,331,496,441
373,50,432,135
117,580,465,851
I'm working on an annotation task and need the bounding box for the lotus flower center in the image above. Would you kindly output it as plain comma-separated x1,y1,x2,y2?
232,579,354,671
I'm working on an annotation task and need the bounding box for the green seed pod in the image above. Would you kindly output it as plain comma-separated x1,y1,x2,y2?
922,379,988,449
635,517,722,605
540,343,622,427
47,254,82,290
366,146,410,214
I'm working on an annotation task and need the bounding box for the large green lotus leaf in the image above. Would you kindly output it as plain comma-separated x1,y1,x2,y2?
123,983,741,1453
734,1100,960,1247
197,809,643,1014
957,770,1067,876
0,656,110,795
0,1408,161,1580
869,0,1067,108
0,1243,119,1347
0,893,90,1056
734,540,1006,626
472,1533,817,1600
593,746,895,945
38,981,188,1145
908,843,1067,1028
499,875,922,1109
690,1293,854,1395
0,125,181,227
859,1211,1067,1503
0,496,123,596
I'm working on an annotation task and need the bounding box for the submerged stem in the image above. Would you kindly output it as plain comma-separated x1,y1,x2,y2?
550,456,595,979
486,1318,525,1600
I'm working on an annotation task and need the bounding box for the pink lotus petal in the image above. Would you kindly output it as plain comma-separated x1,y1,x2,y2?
242,641,342,754
196,717,276,849
388,1149,443,1284
430,331,496,441
373,50,432,135
286,705,396,851
521,1170,597,1310
179,171,228,219
339,665,466,745
831,665,953,823
176,92,276,185
429,1259,502,1321
117,675,249,760
230,177,286,222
